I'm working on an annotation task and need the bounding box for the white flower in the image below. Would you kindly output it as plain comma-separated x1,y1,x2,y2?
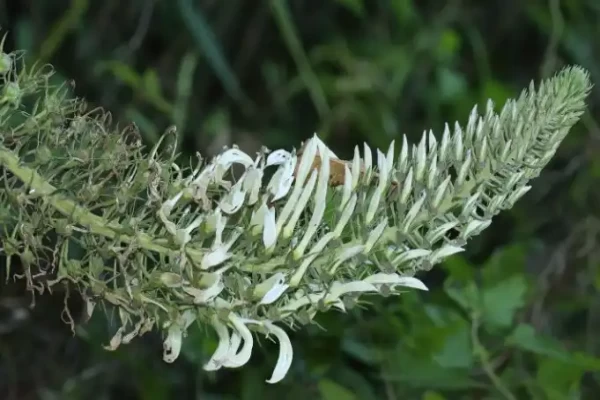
266,149,292,167
250,201,270,236
163,310,197,363
329,244,364,274
182,272,224,303
363,273,428,291
293,148,329,259
282,169,318,238
214,148,255,187
429,244,464,265
364,217,388,253
351,145,361,189
204,208,225,235
294,136,319,185
222,313,254,368
262,206,277,251
242,167,264,205
339,163,353,211
203,317,231,371
275,139,318,232
254,272,289,305
267,154,297,201
189,163,215,208
158,191,184,235
201,228,242,269
219,179,246,214
362,142,373,183
311,133,339,159
333,194,357,237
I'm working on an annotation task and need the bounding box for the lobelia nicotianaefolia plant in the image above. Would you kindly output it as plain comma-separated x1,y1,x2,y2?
0,36,592,383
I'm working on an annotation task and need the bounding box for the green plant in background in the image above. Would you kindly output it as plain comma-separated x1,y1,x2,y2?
0,24,592,391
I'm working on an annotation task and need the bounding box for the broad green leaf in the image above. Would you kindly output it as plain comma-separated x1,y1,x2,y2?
432,319,473,369
318,379,357,400
331,367,379,400
382,347,483,390
423,306,474,369
481,274,528,330
341,337,381,365
334,0,365,17
422,391,447,400
482,243,529,283
507,324,600,370
536,357,584,400
444,277,480,312
442,254,474,281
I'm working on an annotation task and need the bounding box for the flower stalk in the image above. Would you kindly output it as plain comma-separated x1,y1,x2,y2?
0,37,592,383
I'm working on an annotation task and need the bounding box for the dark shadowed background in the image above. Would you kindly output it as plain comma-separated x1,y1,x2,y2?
1,0,600,399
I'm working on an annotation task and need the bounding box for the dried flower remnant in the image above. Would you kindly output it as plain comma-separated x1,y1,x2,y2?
0,36,592,384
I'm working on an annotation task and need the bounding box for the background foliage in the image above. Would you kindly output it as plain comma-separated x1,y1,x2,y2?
1,0,600,399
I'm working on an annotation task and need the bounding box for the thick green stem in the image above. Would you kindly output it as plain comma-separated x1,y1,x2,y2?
0,146,204,262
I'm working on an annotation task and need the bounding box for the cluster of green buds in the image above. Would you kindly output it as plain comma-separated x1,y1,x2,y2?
0,34,591,383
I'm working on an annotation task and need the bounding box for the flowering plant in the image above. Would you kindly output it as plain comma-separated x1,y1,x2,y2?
0,35,591,383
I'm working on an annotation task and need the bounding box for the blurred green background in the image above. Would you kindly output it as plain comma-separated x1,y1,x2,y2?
1,0,600,399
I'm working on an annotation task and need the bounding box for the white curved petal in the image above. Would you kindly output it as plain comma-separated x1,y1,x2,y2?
223,314,254,368
266,149,292,166
219,181,246,214
203,318,231,371
105,326,126,351
218,148,255,168
264,322,294,384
